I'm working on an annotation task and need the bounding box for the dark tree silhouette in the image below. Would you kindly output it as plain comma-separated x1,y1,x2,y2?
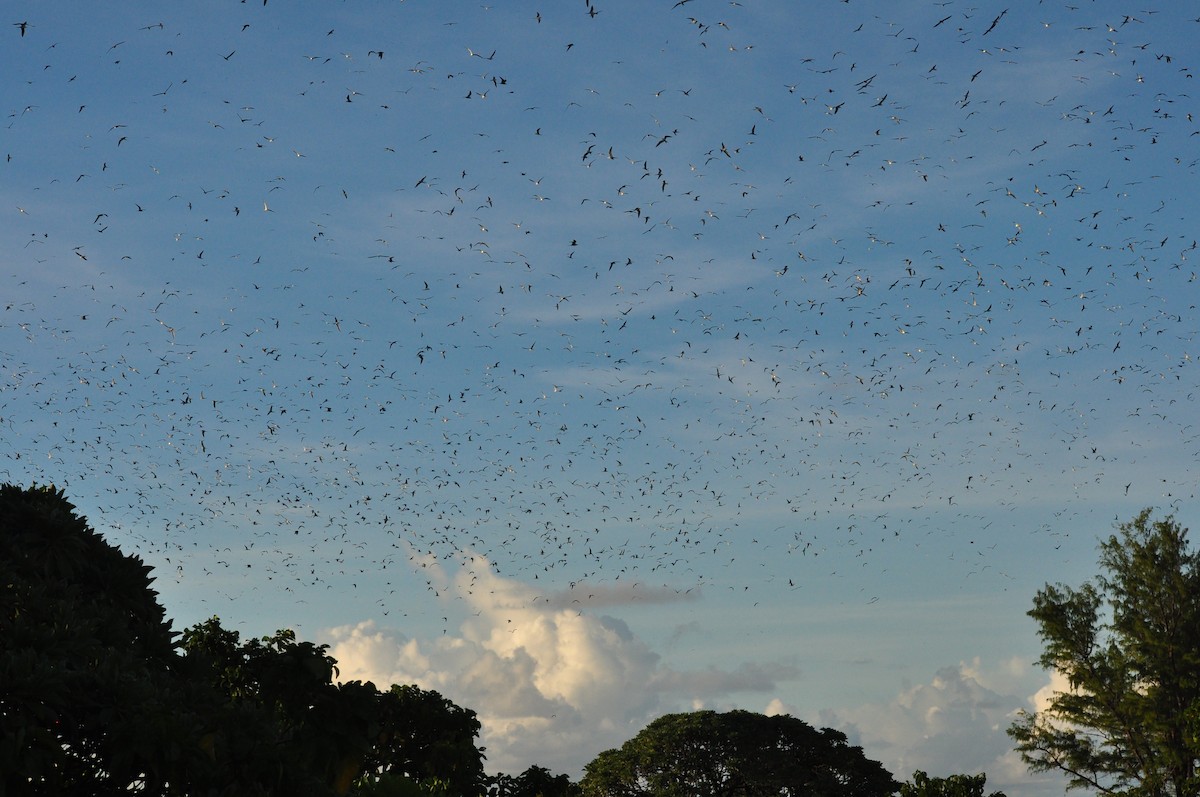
1009,509,1200,797
580,709,898,797
1,483,488,797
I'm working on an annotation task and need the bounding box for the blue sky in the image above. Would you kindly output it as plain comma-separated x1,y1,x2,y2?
3,1,1197,791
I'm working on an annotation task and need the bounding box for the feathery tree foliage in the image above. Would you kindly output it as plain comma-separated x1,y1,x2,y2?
1008,509,1200,797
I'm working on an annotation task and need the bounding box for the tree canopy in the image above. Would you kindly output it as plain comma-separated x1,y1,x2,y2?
1,483,197,795
488,765,581,797
364,683,488,796
1,483,489,796
900,771,1005,797
180,617,385,795
1008,509,1200,797
579,709,899,797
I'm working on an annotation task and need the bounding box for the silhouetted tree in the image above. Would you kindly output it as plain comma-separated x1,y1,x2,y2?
901,770,1004,797
580,709,898,797
1,484,201,795
1,483,488,797
181,617,382,795
1008,509,1200,796
361,684,487,796
489,765,579,797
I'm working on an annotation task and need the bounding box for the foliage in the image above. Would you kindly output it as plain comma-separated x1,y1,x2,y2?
1007,509,1200,797
900,770,1004,797
579,709,899,797
0,483,202,795
181,617,384,795
0,483,489,797
512,765,580,797
353,772,456,797
362,683,488,796
488,766,581,797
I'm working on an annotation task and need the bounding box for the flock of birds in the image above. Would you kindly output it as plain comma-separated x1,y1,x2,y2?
2,1,1197,628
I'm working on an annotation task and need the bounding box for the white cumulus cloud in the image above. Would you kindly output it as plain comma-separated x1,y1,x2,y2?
324,556,799,776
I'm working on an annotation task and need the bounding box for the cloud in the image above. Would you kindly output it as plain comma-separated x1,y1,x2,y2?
325,555,799,777
816,659,1069,797
1030,668,1075,714
544,581,700,608
326,561,1063,793
651,661,802,696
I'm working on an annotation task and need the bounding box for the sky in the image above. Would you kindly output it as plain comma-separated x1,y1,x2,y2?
2,0,1197,792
